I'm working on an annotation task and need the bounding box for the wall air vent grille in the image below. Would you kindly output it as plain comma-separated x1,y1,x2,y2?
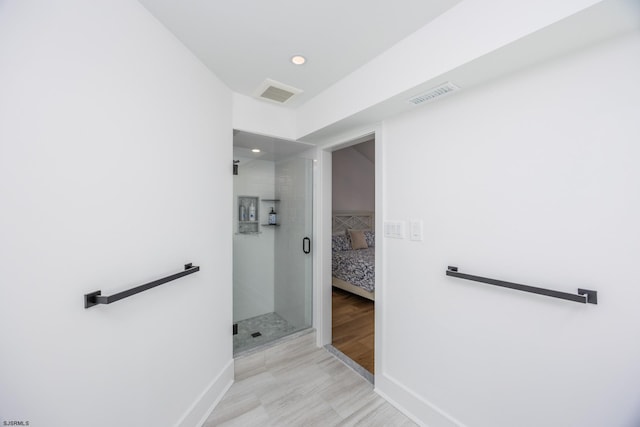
254,78,302,104
408,82,459,105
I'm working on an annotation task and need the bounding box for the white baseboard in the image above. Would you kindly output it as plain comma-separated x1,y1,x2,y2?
375,373,466,427
175,359,234,427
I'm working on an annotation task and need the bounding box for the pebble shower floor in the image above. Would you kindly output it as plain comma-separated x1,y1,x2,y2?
233,312,297,355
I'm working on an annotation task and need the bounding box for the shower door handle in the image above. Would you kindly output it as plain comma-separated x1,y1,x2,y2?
303,237,311,254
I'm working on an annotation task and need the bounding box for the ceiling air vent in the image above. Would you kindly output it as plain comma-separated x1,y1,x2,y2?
254,78,302,104
408,82,459,105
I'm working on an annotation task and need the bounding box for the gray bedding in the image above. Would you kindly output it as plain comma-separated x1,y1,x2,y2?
332,232,375,292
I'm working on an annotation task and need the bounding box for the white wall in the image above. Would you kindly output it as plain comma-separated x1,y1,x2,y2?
332,141,375,212
377,31,640,427
0,2,232,426
233,156,276,322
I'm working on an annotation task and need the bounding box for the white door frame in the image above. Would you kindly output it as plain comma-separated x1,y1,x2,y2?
312,123,384,376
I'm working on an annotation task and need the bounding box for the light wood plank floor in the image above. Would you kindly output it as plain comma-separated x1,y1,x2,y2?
205,332,415,427
332,287,375,374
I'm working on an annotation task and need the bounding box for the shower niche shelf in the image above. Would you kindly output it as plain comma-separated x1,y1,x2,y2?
238,195,259,234
261,199,280,227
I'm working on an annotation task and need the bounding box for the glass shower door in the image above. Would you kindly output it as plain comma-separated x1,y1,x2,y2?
232,155,312,355
274,157,313,331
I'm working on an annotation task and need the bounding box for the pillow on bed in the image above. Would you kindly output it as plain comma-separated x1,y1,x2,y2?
348,229,368,250
332,234,351,251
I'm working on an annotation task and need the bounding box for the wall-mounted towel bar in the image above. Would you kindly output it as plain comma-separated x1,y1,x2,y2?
84,263,200,309
446,266,597,304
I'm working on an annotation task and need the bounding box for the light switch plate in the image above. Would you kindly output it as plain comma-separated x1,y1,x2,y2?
410,220,423,241
384,221,405,239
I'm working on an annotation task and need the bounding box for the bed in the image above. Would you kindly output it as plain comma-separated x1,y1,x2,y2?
332,211,375,300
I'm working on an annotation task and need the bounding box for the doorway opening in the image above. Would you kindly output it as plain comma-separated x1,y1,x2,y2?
232,130,314,356
330,137,375,377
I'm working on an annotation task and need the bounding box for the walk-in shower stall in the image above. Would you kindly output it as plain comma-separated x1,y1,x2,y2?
232,153,313,355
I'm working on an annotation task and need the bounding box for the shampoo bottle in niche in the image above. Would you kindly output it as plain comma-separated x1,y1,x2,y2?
268,207,277,225
248,201,256,221
239,203,246,221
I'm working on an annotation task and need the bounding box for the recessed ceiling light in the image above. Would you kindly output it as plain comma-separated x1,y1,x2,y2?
291,55,306,65
251,149,261,153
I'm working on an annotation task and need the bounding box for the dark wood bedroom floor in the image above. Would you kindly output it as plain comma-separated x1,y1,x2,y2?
332,287,375,374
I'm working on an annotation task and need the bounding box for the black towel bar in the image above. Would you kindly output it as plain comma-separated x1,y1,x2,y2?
446,266,597,304
84,263,200,309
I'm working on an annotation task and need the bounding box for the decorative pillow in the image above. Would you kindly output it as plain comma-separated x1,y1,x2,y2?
364,231,375,247
332,234,351,252
348,229,368,250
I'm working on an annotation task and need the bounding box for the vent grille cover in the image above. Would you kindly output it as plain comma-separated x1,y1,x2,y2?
261,86,296,103
408,82,459,105
254,78,302,104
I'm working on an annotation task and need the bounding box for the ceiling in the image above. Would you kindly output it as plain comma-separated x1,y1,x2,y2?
233,131,314,162
352,140,375,163
137,0,461,108
138,0,640,151
299,0,640,143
